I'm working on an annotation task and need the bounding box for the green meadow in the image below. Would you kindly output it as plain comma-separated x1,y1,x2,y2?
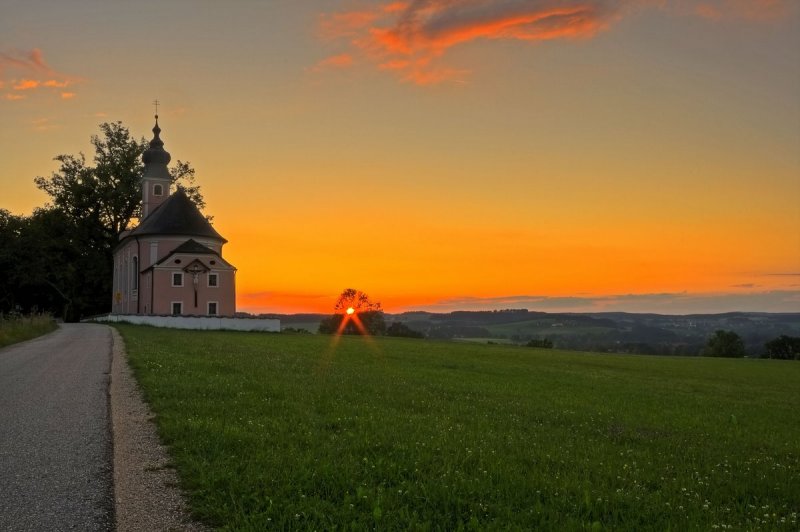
115,324,800,531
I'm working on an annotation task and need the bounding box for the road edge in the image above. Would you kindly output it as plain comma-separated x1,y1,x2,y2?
109,326,208,531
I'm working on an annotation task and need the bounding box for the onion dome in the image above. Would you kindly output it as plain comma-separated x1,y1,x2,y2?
142,115,172,179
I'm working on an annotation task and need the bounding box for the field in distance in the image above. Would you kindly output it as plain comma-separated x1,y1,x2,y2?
116,324,800,530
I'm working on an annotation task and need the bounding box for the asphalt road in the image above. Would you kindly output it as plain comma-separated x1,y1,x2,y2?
0,323,114,531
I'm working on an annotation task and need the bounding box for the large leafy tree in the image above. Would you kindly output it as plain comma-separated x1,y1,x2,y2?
703,330,746,358
0,122,205,319
34,121,204,240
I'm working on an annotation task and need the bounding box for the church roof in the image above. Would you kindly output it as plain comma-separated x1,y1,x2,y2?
142,238,236,272
168,238,218,255
131,188,227,242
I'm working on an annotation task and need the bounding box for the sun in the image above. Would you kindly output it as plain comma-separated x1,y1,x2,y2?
346,307,355,315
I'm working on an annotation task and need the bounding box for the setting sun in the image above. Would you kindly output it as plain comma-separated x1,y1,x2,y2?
346,307,355,315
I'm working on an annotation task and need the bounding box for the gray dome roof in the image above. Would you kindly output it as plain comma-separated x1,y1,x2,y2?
132,188,226,242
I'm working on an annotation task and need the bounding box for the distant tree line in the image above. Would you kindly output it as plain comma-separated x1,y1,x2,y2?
0,122,204,321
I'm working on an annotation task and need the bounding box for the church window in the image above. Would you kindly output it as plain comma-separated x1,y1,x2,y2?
154,184,163,196
150,242,158,266
171,302,182,315
208,302,218,316
208,273,218,287
172,272,184,287
132,257,138,291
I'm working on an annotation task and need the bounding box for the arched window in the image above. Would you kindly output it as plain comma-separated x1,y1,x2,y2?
153,184,163,196
132,256,138,290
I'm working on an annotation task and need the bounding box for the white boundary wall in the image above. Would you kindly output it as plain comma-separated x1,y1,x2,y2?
94,314,280,332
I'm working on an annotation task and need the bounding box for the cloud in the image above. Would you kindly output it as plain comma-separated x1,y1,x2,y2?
0,48,52,74
13,79,40,90
317,0,793,85
31,117,59,131
420,290,800,314
60,91,76,99
311,53,355,72
43,79,70,88
1,48,81,101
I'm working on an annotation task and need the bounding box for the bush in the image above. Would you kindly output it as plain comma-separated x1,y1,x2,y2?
526,338,553,348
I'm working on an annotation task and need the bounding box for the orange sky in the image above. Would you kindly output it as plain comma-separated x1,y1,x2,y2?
1,1,799,314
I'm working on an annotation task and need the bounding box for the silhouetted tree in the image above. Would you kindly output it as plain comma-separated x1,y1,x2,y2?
703,330,746,358
34,121,204,238
318,289,385,335
333,288,382,313
0,122,205,319
764,335,800,360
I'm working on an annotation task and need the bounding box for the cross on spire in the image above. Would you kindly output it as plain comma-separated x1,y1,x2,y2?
153,99,160,118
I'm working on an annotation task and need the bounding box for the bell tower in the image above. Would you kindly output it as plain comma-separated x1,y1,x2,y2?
141,108,172,219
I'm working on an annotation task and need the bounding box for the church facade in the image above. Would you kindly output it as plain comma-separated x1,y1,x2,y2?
111,117,236,316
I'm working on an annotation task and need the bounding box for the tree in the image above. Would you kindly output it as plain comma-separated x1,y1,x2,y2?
333,288,382,314
0,209,25,312
703,330,746,358
34,122,204,240
0,121,206,319
764,335,800,360
318,288,385,335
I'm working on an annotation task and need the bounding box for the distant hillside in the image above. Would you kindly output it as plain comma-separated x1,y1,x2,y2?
244,309,800,357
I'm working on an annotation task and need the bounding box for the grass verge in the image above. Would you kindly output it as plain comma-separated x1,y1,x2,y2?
115,324,800,530
0,314,57,349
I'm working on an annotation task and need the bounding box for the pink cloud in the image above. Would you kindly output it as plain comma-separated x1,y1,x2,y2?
312,53,355,72
1,48,81,101
43,79,70,88
60,91,76,99
0,48,52,74
13,79,40,90
317,0,794,85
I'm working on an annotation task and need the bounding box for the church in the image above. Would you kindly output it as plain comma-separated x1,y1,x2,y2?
111,116,236,316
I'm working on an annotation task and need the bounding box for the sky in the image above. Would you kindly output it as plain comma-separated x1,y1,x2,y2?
1,0,799,315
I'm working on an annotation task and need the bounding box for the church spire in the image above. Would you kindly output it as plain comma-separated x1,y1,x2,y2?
142,114,171,179
141,109,173,219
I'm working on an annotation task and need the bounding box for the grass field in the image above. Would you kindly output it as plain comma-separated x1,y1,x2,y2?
0,314,57,349
115,324,800,530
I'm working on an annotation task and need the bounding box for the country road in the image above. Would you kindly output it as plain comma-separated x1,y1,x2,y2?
0,324,114,531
